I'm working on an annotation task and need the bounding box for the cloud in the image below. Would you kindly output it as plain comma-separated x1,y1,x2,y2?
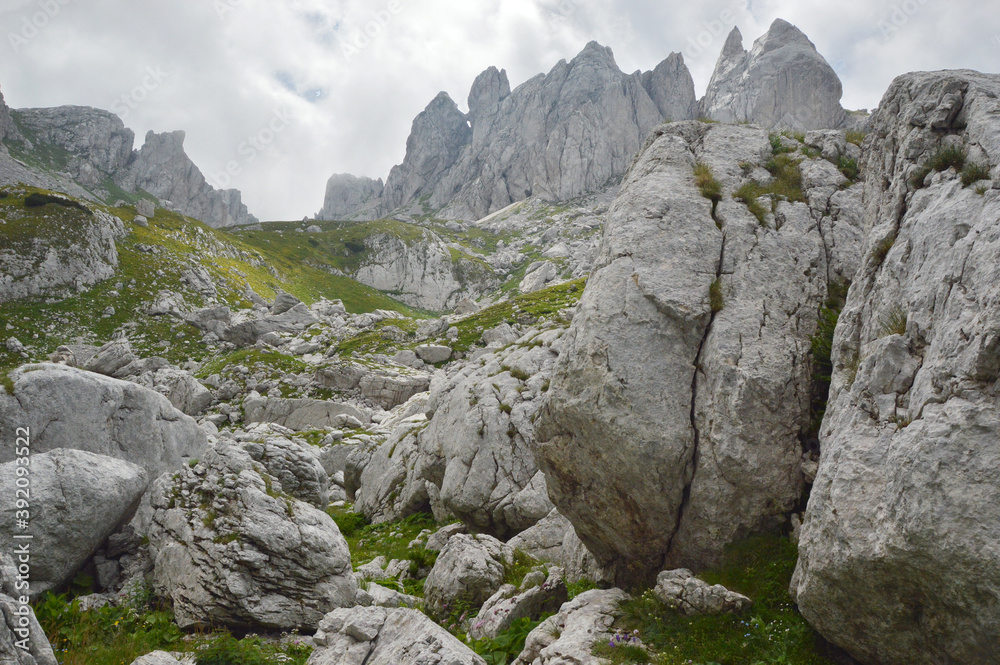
0,0,997,221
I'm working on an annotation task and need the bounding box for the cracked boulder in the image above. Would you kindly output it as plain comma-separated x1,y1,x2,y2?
0,364,207,479
792,70,1000,665
654,569,751,616
512,588,629,665
0,450,147,598
424,534,512,621
535,121,862,583
147,440,356,630
308,607,486,665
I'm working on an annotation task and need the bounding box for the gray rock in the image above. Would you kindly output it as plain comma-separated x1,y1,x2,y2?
116,130,258,228
243,392,369,430
414,344,452,364
223,304,319,346
241,432,330,508
0,364,207,480
0,87,21,145
271,290,301,315
84,339,137,376
129,653,192,665
519,261,558,294
424,534,512,621
640,52,698,122
512,588,629,665
469,572,568,640
701,20,846,130
316,174,384,221
791,70,1000,665
534,122,860,583
424,523,467,552
482,323,518,347
133,215,149,227
654,569,751,616
359,372,431,410
0,592,58,665
315,362,369,391
136,199,156,218
147,440,356,630
507,509,605,583
308,607,486,665
5,337,23,354
0,450,147,597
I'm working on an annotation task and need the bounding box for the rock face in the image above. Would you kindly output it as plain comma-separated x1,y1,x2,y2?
506,509,605,583
243,393,369,431
424,534,512,620
309,607,487,665
320,42,696,221
116,130,258,228
13,106,134,187
147,440,357,630
354,330,560,537
0,205,126,304
701,20,846,130
316,173,384,220
0,364,207,480
0,450,147,596
0,86,20,145
791,71,1000,665
654,569,751,616
534,121,863,583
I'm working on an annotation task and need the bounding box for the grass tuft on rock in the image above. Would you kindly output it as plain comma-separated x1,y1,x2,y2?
693,162,723,205
709,278,725,313
961,161,991,187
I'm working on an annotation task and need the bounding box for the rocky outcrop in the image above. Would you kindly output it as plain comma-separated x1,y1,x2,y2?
147,440,357,630
239,428,330,508
0,450,147,596
316,173,383,220
424,534,512,621
654,568,751,616
791,71,1000,665
506,509,605,583
321,42,696,221
243,392,369,430
534,121,863,583
309,607,487,665
701,20,846,130
469,570,568,639
116,130,258,228
13,106,134,187
0,203,126,304
0,86,20,145
0,364,207,480
353,329,561,537
512,588,628,665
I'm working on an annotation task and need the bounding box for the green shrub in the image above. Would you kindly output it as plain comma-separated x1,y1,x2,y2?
845,130,866,146
769,133,795,155
24,192,92,214
470,616,549,665
837,156,860,182
330,509,370,537
709,278,725,314
194,633,312,665
961,161,991,187
764,154,806,203
912,146,968,188
878,306,908,337
693,162,723,205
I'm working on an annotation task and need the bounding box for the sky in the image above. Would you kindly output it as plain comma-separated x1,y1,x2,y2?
0,0,997,221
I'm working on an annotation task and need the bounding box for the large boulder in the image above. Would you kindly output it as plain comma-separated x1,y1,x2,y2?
701,19,846,130
243,392,369,430
0,450,147,596
654,569,751,616
0,364,207,479
534,122,863,583
424,534,512,621
791,71,1000,665
0,554,58,665
308,607,486,665
512,588,629,665
506,509,605,583
238,428,330,508
469,571,568,640
147,440,356,630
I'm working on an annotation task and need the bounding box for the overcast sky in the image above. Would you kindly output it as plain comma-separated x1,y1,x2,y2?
0,0,997,221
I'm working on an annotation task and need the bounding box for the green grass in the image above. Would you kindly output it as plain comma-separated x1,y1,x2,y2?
604,536,834,665
878,305,908,338
763,155,806,203
845,130,866,147
694,163,723,206
194,633,312,665
808,281,848,436
733,182,769,226
709,278,725,313
911,146,968,189
196,347,309,380
871,235,895,266
469,616,551,665
837,156,860,182
961,161,991,187
769,134,796,155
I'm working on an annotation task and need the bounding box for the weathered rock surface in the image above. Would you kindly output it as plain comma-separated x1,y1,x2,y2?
147,440,356,630
792,70,1000,665
243,392,369,430
701,20,846,130
0,450,147,596
354,330,560,537
222,303,319,346
535,121,863,583
308,607,486,665
0,205,126,304
0,86,19,145
317,174,384,221
13,106,134,187
0,554,59,665
0,364,207,479
512,588,629,665
238,428,330,508
506,509,605,583
469,571,568,639
654,569,751,616
424,534,512,620
116,130,258,228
